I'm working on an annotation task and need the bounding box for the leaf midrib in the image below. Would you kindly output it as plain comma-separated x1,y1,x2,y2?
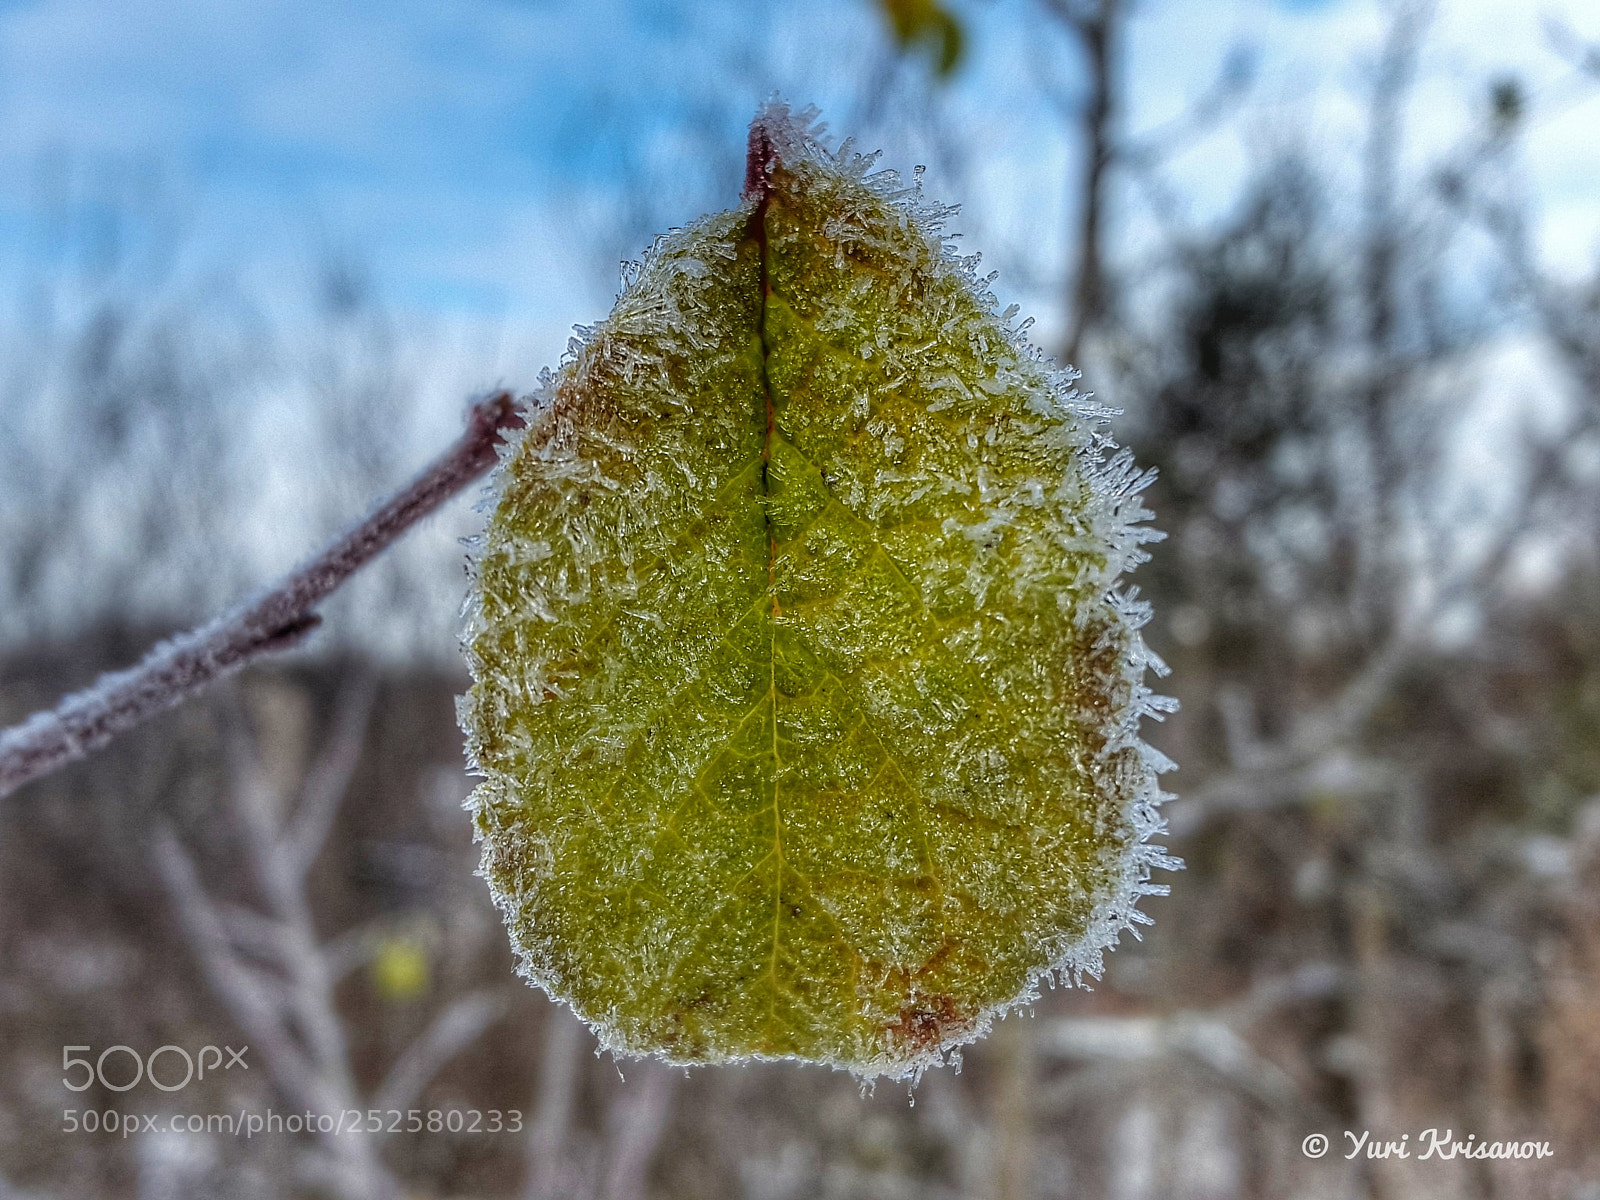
750,184,790,1036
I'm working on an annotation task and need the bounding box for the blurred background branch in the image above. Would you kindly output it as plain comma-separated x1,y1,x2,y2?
3,0,1600,1196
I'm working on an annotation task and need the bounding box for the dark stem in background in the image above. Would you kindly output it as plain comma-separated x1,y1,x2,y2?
1044,0,1124,367
0,390,525,802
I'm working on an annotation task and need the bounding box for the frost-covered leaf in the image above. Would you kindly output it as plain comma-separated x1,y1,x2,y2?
459,103,1175,1079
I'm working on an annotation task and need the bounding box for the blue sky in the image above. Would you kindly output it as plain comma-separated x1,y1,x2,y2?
0,0,1597,368
1,0,1595,654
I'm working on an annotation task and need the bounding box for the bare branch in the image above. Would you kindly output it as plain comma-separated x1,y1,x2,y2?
322,918,404,983
157,744,401,1200
1167,467,1551,841
372,989,508,1113
218,901,295,965
1037,0,1099,35
1167,753,1396,839
150,826,325,1110
599,1062,680,1200
222,728,365,1097
1544,14,1600,81
284,672,379,880
1119,44,1255,169
0,1172,55,1200
524,1009,589,1200
1163,622,1417,838
1035,1010,1320,1119
991,1018,1035,1200
1363,0,1436,358
0,390,524,802
1466,181,1600,404
1045,0,1124,364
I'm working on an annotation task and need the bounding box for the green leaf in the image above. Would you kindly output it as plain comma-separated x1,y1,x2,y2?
460,104,1175,1079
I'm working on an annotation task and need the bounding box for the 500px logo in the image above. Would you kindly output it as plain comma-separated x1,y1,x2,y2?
62,1045,247,1093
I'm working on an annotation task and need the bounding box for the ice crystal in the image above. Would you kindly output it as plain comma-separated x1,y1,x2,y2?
459,102,1177,1079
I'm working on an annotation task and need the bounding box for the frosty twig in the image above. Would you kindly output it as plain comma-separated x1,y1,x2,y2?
0,389,524,801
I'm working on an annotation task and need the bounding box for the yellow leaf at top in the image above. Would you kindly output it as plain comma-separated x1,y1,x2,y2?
459,103,1176,1079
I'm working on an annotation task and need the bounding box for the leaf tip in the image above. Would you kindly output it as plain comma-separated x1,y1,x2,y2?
743,114,778,202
